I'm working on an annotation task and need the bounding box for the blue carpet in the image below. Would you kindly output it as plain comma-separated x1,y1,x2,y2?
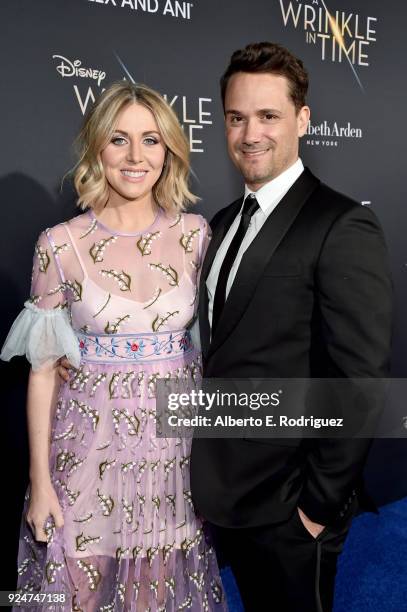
220,496,407,611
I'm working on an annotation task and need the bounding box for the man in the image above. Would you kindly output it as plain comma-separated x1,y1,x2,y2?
189,42,393,611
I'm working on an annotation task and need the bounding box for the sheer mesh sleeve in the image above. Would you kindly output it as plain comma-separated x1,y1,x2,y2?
198,215,211,270
30,229,67,309
0,230,81,370
185,214,211,352
183,213,211,284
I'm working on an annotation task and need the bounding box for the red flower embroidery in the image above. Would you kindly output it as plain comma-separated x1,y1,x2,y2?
79,340,85,349
130,342,139,352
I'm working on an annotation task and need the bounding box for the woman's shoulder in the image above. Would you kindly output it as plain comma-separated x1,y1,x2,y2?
161,209,208,232
179,212,211,260
182,211,208,223
43,210,93,242
180,211,209,232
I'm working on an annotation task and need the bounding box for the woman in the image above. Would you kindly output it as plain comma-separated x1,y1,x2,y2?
1,81,228,611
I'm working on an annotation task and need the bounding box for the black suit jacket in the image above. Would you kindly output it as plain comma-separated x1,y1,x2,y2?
190,168,393,528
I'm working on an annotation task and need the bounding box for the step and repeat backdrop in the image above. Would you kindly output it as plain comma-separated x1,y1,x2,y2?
0,0,406,584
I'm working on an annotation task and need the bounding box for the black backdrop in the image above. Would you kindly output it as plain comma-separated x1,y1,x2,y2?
1,0,406,589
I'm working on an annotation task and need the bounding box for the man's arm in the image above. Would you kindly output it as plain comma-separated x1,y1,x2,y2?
299,204,393,525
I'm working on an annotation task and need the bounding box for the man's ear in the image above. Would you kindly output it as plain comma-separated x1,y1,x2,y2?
297,106,310,137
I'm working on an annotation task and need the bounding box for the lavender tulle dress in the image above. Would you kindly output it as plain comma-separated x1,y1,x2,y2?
1,209,228,611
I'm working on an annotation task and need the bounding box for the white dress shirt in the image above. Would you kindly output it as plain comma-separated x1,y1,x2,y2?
206,158,304,329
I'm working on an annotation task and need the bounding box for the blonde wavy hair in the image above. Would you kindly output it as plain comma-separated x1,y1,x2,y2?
73,81,197,213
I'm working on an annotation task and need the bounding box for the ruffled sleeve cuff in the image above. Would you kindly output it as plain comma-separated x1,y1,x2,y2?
0,301,81,371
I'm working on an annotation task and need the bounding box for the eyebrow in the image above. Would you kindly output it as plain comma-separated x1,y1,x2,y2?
225,108,282,116
113,129,161,136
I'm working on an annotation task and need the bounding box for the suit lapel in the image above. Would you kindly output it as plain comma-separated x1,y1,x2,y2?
198,197,243,360
207,168,320,360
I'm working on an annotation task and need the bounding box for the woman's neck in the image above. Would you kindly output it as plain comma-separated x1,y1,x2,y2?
97,194,159,233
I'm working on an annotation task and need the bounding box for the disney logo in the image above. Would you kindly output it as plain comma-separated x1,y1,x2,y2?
52,55,106,86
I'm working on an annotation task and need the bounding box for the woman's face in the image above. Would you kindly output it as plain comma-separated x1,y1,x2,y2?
101,102,166,205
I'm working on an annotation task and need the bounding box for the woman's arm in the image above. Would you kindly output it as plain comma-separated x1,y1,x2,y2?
1,227,81,541
26,364,64,542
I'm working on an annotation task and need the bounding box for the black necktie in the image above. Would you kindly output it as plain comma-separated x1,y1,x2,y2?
212,194,260,334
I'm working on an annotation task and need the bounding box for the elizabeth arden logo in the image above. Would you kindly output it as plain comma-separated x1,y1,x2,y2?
305,119,363,147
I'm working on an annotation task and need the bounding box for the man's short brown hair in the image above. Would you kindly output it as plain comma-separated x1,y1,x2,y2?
220,42,309,113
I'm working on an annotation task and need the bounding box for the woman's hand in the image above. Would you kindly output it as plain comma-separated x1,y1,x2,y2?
26,480,64,542
57,356,72,382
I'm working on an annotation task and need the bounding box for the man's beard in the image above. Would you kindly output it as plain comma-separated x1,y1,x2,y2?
242,165,274,186
237,145,275,185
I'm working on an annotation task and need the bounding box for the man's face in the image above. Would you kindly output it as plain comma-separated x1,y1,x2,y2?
224,72,310,190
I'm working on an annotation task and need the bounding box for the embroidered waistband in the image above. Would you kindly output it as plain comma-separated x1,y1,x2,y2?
76,329,193,363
